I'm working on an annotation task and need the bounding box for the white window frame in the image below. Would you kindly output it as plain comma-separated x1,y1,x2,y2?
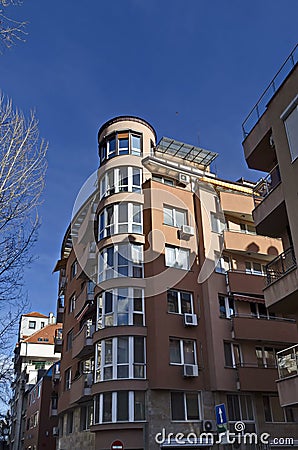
163,205,188,228
98,202,143,240
255,346,277,368
165,246,190,270
224,342,242,368
215,255,230,274
245,261,265,276
99,166,142,199
227,394,254,422
96,391,146,424
167,289,193,315
97,287,145,329
263,395,295,423
100,336,146,381
69,294,76,313
98,244,143,282
169,338,197,366
219,295,235,319
99,131,143,165
240,222,256,234
281,97,298,163
171,392,201,421
65,368,71,391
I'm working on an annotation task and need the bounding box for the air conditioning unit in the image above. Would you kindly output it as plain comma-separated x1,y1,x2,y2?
179,225,194,239
183,313,198,327
52,427,59,436
183,364,198,377
203,419,217,432
178,173,190,185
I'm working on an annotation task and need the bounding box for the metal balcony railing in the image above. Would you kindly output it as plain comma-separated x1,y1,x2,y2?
253,165,281,204
242,44,298,138
265,247,297,285
277,344,298,379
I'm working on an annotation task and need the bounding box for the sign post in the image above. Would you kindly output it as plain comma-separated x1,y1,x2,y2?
215,403,228,433
111,440,124,450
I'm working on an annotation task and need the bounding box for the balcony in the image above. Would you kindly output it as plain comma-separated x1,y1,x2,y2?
252,166,288,237
264,247,298,312
72,323,95,359
232,314,297,343
219,190,254,216
276,345,298,407
75,281,95,316
224,230,282,257
69,373,93,405
237,364,278,391
56,297,64,323
242,46,298,171
227,270,265,296
54,329,63,353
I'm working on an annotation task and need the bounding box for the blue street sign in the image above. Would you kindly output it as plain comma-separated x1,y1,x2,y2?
215,403,227,426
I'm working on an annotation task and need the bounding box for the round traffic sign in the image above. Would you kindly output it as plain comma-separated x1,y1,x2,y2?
111,440,124,450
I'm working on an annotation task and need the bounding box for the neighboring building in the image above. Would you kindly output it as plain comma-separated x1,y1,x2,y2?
23,362,60,450
242,45,298,409
10,313,61,450
54,116,298,450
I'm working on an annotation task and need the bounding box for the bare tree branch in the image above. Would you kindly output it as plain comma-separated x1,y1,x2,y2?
0,0,27,52
0,93,47,404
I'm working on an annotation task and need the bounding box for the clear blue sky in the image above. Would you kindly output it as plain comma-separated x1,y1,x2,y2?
1,0,297,315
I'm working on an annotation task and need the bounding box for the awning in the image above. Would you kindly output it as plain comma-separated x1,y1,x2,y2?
233,294,265,304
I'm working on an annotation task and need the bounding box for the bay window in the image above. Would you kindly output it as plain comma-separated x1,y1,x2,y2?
97,287,144,328
99,166,142,199
98,244,143,281
99,336,146,381
95,391,145,424
98,202,143,240
99,131,143,165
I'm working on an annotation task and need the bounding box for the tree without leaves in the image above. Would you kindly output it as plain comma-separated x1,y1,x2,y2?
0,93,47,406
0,0,27,52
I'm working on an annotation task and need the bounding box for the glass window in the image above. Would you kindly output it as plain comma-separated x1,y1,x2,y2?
164,205,187,228
101,336,146,381
169,339,196,365
65,368,71,391
29,321,36,329
99,131,142,164
219,295,235,318
98,203,143,241
284,105,298,162
131,135,141,155
171,392,200,421
99,287,144,328
98,244,143,282
100,167,142,198
227,394,254,421
95,391,145,424
165,246,190,270
224,342,241,368
263,396,287,422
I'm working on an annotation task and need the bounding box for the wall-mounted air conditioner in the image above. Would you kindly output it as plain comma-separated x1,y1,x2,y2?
179,225,194,239
178,173,190,185
183,313,198,327
183,364,198,377
203,419,217,432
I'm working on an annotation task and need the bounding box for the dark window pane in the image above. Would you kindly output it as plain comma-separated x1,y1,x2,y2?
103,393,112,422
117,391,129,421
168,290,179,313
186,393,199,420
171,392,184,420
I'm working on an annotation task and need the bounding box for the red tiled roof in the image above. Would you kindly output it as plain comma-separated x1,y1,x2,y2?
23,323,63,345
24,311,49,318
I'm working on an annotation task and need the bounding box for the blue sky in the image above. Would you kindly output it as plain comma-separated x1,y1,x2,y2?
1,0,297,316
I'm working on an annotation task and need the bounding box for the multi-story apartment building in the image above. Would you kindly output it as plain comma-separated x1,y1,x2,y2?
23,362,60,450
10,312,61,450
242,45,298,410
55,116,298,450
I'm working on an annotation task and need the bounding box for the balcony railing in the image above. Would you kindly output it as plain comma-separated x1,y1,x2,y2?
265,247,297,285
242,44,298,137
277,344,298,379
253,165,281,205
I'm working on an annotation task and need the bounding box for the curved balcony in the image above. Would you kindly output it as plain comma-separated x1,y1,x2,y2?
224,229,282,257
72,323,95,359
69,373,93,405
